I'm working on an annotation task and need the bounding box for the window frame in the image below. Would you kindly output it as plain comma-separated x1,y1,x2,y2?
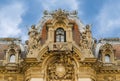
55,28,66,42
105,54,111,63
9,54,16,63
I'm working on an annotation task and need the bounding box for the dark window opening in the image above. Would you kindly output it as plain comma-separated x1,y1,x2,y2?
10,54,15,63
105,54,110,63
55,28,66,42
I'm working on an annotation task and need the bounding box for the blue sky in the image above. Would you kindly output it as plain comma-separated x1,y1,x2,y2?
0,0,120,42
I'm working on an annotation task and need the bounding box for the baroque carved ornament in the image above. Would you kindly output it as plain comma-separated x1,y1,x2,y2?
47,52,75,81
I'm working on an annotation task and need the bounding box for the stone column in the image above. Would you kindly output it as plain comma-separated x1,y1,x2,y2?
15,50,19,63
47,25,54,43
66,25,73,42
6,52,9,63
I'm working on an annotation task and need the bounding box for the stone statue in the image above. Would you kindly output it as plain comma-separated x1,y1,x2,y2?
28,25,37,38
80,24,93,49
27,25,41,54
80,32,88,49
86,24,92,48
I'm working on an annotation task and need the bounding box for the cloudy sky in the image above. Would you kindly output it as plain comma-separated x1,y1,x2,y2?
0,0,120,42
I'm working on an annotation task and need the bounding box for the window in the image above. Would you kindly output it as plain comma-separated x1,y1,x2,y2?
98,51,102,60
10,54,15,63
105,54,110,63
55,28,66,42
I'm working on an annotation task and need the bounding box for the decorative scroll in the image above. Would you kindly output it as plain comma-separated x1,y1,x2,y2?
47,53,75,81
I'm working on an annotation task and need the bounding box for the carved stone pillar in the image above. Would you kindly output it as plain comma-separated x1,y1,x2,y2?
6,52,9,63
66,25,73,42
15,50,19,63
47,25,54,43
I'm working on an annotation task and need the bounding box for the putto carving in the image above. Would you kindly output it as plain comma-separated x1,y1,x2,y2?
80,32,88,49
79,24,94,57
80,24,92,49
51,9,69,21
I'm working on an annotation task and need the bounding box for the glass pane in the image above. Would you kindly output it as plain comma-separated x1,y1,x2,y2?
10,55,15,63
56,28,65,42
61,36,64,42
56,35,60,42
105,55,110,63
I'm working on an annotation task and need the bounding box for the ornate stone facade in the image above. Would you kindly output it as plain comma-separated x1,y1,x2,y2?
0,9,120,81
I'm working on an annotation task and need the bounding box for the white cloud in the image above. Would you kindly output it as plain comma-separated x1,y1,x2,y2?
39,0,80,11
0,2,26,37
95,0,120,38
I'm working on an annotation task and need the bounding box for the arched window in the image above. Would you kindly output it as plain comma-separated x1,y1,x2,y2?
105,54,110,63
10,54,15,63
55,28,66,42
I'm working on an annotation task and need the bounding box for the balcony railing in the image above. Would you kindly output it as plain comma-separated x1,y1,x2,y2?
48,42,72,51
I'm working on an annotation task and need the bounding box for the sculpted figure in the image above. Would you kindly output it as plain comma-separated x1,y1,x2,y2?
28,25,38,49
85,24,92,49
27,25,41,54
80,32,88,49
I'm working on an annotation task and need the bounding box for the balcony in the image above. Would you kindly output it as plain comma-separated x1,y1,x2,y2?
5,63,19,70
48,42,72,51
